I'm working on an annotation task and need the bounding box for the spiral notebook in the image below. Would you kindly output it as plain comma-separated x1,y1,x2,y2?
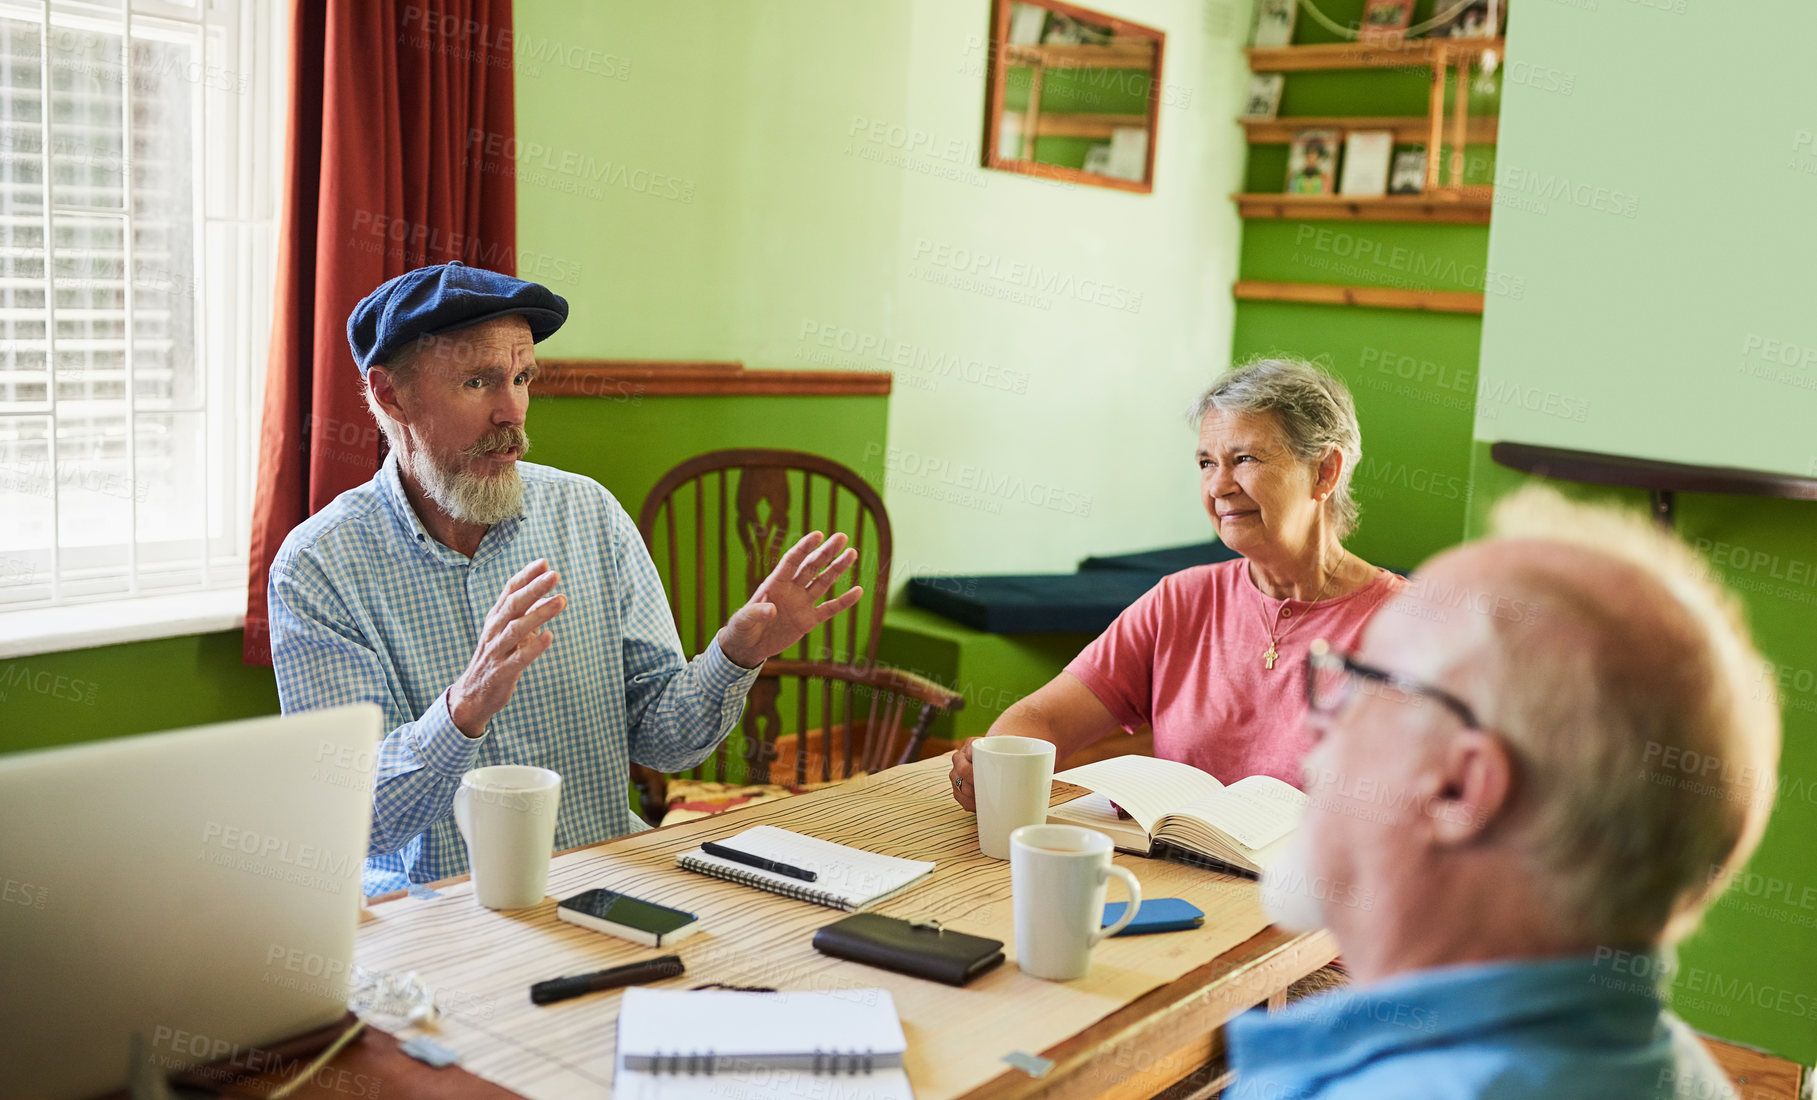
615,987,913,1099
675,825,935,911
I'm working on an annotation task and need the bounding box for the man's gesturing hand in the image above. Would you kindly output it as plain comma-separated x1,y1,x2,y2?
717,531,863,669
448,558,567,737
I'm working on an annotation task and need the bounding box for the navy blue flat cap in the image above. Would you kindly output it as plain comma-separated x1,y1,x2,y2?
346,261,569,376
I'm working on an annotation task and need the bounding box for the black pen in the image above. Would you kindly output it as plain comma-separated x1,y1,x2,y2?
701,841,818,882
530,954,685,1005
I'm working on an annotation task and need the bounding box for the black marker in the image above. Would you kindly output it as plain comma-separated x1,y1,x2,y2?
701,841,818,882
530,954,685,1005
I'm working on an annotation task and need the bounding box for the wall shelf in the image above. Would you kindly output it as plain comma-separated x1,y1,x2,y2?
1246,37,1503,73
1033,111,1150,139
1002,41,1157,69
537,360,892,398
1234,280,1484,314
1242,115,1497,144
1490,442,1817,528
1234,191,1492,223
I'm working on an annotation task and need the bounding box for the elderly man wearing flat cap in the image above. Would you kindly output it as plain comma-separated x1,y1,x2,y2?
268,263,861,896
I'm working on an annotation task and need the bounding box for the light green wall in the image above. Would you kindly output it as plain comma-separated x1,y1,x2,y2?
1475,0,1817,469
514,0,1255,588
1473,0,1817,1064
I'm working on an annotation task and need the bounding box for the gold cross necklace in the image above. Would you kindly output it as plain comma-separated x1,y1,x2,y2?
1258,554,1336,670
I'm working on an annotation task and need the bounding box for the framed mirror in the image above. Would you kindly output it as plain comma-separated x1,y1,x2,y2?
981,0,1164,193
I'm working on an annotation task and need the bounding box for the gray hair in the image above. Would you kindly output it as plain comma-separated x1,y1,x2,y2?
1189,358,1363,539
361,337,430,452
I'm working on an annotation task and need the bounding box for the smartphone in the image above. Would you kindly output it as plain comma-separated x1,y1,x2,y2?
1102,897,1204,936
556,889,702,948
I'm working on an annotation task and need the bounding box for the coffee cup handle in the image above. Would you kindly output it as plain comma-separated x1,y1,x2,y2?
453,784,472,842
1091,865,1142,945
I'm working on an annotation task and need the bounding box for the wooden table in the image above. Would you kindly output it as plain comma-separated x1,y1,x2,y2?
355,757,1337,1099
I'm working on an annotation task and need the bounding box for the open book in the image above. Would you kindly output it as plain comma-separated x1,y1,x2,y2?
1047,756,1306,875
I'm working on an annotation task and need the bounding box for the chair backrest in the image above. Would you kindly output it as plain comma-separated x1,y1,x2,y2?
638,448,892,666
638,449,896,785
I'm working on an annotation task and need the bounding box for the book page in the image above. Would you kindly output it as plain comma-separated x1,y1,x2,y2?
1052,756,1225,834
1169,775,1306,852
1047,793,1153,853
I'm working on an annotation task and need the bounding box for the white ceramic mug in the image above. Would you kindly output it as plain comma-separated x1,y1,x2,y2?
1010,823,1142,981
452,765,562,910
972,736,1056,860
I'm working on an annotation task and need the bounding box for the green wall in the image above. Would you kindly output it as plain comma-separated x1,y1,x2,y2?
1472,0,1817,1064
527,394,888,530
0,631,278,754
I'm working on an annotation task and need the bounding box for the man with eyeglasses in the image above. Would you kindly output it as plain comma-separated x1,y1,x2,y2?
1224,487,1779,1100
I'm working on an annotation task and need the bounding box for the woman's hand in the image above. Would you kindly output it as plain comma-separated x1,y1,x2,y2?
947,674,1122,813
948,739,977,813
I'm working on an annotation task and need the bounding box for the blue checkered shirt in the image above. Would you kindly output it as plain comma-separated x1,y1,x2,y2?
268,454,760,897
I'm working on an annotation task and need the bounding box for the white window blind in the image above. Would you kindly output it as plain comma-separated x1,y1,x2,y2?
0,0,281,619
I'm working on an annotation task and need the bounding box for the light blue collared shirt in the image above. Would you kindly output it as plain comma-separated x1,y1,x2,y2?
268,454,760,896
1226,954,1737,1100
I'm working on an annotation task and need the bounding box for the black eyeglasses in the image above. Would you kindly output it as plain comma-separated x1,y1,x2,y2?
1304,639,1484,731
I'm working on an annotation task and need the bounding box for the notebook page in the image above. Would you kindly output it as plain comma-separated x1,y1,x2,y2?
1173,775,1306,851
617,987,907,1062
1052,756,1225,833
616,989,914,1100
684,825,934,907
617,1067,914,1100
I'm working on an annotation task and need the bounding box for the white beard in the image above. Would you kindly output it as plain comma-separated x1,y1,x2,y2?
405,442,525,526
1258,826,1329,934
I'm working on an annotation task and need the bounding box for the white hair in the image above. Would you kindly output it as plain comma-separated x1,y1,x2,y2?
1479,486,1781,946
1189,358,1364,539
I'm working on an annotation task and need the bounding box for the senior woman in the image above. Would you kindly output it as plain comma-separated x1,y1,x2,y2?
950,358,1403,807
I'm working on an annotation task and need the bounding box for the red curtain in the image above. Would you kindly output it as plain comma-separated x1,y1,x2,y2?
245,0,518,664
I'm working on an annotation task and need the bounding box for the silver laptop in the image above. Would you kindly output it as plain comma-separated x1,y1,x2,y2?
0,704,380,1098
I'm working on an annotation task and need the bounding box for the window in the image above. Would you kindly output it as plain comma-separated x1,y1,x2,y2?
0,0,282,644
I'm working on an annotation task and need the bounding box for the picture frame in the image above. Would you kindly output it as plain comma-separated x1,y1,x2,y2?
1240,74,1285,120
1006,3,1049,45
1388,147,1427,194
1442,0,1504,39
1252,0,1296,48
1358,0,1414,42
1286,129,1340,195
1339,130,1394,196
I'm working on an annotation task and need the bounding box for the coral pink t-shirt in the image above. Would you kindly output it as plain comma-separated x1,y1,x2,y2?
1065,559,1404,787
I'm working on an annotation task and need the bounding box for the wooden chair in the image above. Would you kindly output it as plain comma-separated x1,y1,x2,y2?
629,448,964,825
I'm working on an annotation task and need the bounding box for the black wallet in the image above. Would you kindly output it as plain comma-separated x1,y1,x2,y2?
812,913,1005,986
